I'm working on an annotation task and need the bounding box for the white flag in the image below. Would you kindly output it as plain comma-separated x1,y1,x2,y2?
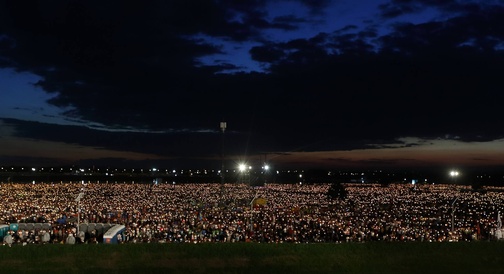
498,211,502,229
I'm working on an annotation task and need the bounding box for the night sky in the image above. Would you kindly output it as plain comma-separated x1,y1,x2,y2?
1,0,504,170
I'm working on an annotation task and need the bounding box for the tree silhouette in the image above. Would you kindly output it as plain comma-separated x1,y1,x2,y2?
327,182,347,200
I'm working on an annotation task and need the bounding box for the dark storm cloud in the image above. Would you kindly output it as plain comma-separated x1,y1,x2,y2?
334,25,359,34
324,157,421,168
379,0,499,18
271,15,309,30
249,44,286,63
248,3,504,149
299,0,331,14
0,1,235,130
0,0,318,131
1,117,282,167
1,0,504,167
0,155,69,166
2,118,221,158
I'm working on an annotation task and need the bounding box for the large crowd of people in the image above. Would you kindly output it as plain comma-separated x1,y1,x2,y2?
1,181,503,245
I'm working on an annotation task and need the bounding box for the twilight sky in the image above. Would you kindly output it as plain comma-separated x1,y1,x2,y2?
1,0,504,170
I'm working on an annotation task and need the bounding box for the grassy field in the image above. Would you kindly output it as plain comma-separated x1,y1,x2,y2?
1,242,503,273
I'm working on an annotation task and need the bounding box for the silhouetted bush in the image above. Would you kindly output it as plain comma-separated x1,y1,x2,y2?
327,182,347,199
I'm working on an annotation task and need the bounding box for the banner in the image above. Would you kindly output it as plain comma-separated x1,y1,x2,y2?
253,197,267,206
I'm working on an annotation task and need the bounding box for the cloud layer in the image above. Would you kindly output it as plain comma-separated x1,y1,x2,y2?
1,0,504,168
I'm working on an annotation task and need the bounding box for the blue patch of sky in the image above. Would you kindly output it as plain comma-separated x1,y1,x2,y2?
495,41,504,50
0,68,203,133
0,68,72,124
193,1,369,73
194,0,447,73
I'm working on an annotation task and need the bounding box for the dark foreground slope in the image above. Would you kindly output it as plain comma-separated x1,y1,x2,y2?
1,242,503,274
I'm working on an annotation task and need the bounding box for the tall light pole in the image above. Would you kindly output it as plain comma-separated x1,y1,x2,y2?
448,170,460,238
219,122,227,203
250,191,259,235
7,176,10,196
220,122,226,184
75,192,84,235
451,196,459,233
498,211,502,230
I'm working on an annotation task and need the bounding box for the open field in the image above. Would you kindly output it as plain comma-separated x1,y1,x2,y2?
1,242,503,274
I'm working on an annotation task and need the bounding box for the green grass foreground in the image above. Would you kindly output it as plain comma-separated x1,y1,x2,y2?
1,242,503,274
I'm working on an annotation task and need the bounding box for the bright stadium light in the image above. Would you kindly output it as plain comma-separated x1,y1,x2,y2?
449,170,460,186
238,163,247,172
